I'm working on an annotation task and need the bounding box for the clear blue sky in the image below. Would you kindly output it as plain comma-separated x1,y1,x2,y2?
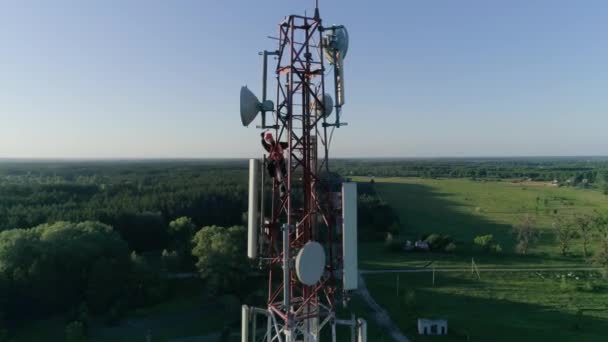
1,0,607,158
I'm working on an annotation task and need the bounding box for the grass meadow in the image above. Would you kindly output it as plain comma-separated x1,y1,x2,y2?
354,177,608,341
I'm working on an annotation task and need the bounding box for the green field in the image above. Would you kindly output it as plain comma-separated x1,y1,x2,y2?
355,177,608,259
8,176,608,341
354,177,608,341
365,271,608,342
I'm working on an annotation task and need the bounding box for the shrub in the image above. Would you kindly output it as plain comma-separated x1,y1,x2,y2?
104,302,125,326
491,244,503,253
161,249,180,272
424,233,442,248
402,290,416,308
219,294,241,324
560,276,569,291
515,241,527,254
434,234,453,250
474,234,494,249
474,234,502,253
66,304,89,333
423,234,454,251
220,327,231,342
65,321,86,342
578,281,601,292
0,329,8,342
385,233,403,252
444,242,457,253
387,223,401,235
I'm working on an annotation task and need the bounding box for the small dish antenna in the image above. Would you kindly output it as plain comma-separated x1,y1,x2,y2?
322,26,349,65
295,241,326,286
322,26,348,109
240,86,274,127
311,93,334,118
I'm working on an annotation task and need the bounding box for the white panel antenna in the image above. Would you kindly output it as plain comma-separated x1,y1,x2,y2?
247,159,259,259
342,182,358,290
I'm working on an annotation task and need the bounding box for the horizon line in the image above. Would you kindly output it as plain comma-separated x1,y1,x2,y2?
1,155,607,162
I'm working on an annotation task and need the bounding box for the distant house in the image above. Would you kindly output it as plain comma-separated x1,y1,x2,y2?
414,240,429,251
403,240,414,251
418,319,448,335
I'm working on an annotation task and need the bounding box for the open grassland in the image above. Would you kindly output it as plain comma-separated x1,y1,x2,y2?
364,271,608,342
354,177,608,261
354,177,608,341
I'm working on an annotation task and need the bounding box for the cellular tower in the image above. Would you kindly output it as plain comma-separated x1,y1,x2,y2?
239,2,365,342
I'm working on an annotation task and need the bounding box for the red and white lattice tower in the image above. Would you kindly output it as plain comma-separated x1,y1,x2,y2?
240,3,365,342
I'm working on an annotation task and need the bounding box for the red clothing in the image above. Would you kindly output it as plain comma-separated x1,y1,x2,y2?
261,138,288,161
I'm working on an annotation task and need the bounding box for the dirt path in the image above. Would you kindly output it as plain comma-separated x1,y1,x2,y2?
361,266,601,274
357,274,410,342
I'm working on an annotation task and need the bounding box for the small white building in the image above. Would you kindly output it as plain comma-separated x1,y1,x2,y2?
418,318,448,335
414,240,429,251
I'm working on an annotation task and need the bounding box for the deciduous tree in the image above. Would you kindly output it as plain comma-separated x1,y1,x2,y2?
513,214,540,255
554,217,577,256
592,212,608,276
192,226,252,297
575,215,593,258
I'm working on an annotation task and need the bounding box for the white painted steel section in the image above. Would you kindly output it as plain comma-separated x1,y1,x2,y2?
248,159,260,259
342,182,358,290
282,224,291,309
357,319,367,342
242,305,250,342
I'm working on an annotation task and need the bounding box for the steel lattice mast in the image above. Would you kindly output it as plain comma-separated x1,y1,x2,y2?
240,3,364,342
266,10,335,340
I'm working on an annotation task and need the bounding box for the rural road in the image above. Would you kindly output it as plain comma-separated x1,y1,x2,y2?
360,266,601,274
357,274,410,342
167,266,602,279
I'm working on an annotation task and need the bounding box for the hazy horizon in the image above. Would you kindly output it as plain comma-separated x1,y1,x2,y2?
1,155,608,162
2,0,607,159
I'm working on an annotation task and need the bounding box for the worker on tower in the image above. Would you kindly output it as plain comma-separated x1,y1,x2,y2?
261,131,288,198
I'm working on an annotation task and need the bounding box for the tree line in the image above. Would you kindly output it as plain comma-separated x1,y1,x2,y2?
357,181,401,241
334,157,608,190
0,162,248,252
0,161,256,339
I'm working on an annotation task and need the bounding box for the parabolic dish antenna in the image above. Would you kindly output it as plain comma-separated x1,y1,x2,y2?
323,26,349,65
295,241,326,286
311,93,334,118
240,86,273,127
